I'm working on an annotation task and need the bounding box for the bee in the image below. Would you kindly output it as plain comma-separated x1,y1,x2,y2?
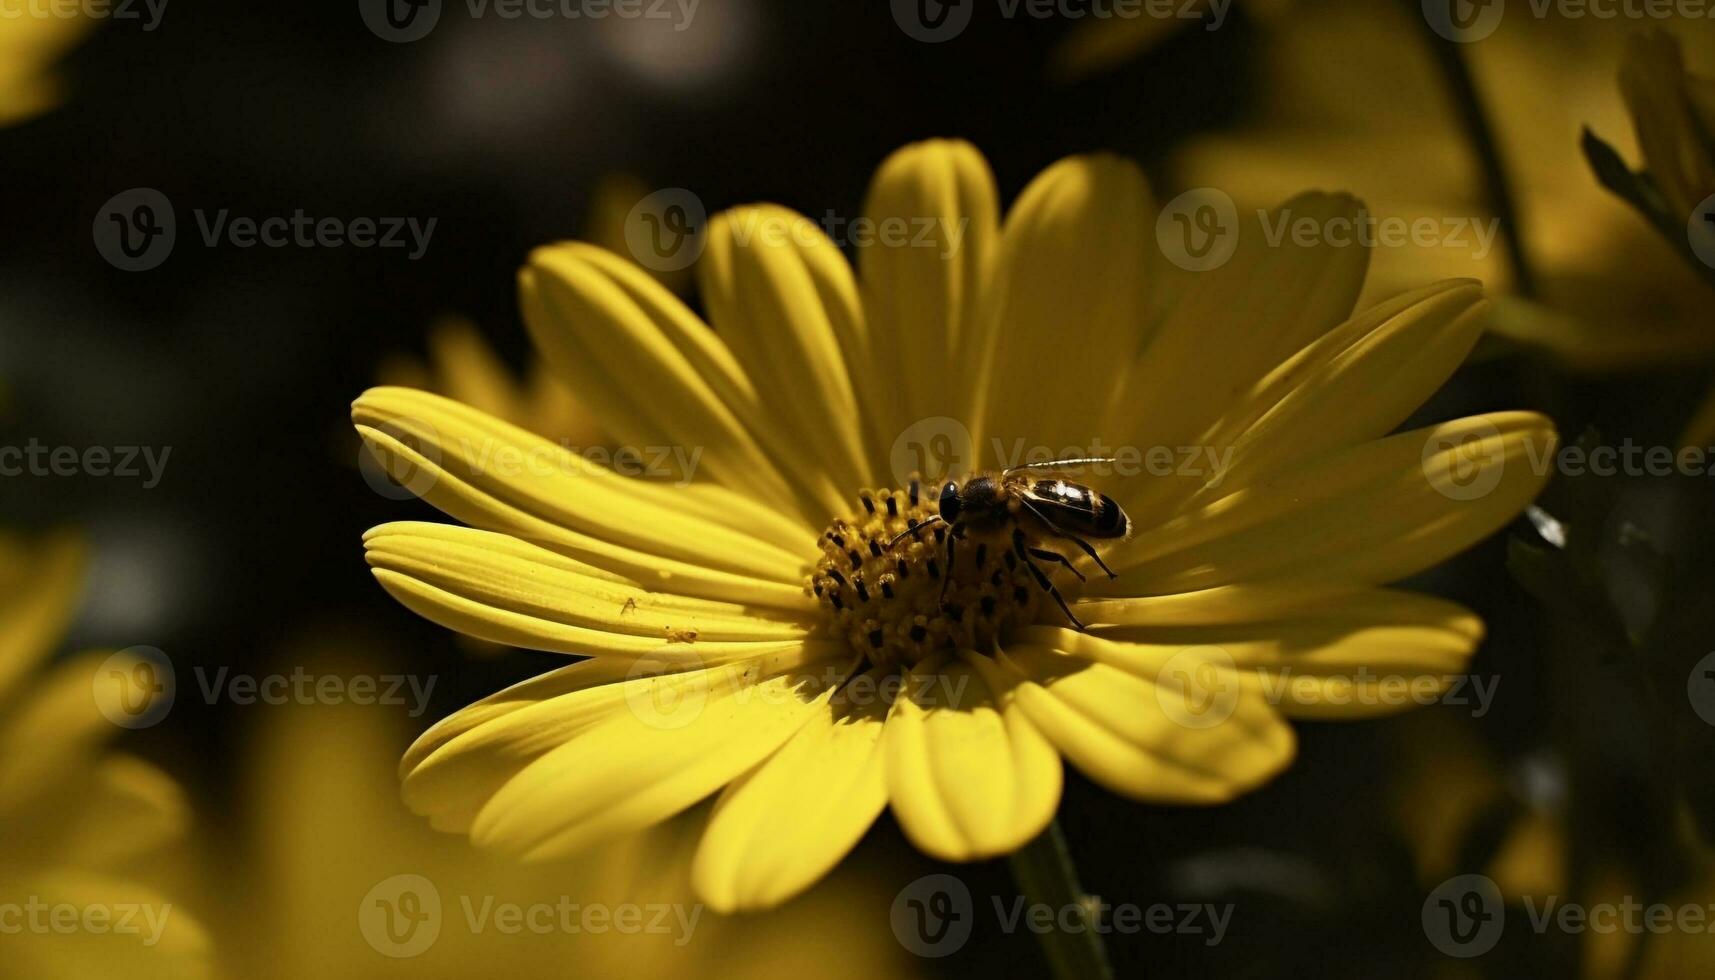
890,458,1130,630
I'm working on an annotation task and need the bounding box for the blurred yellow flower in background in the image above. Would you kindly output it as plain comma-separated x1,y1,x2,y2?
0,4,95,127
1048,0,1293,82
0,532,210,979
1172,0,1715,370
355,137,1554,912
226,641,920,980
1606,29,1715,448
376,316,599,452
374,172,694,450
1618,29,1715,227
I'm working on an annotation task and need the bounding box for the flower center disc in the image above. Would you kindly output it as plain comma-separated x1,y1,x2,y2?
808,485,1043,670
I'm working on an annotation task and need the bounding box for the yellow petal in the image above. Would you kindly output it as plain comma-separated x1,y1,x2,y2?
973,154,1157,460
1001,633,1294,803
401,645,840,833
0,530,85,708
1620,29,1715,219
7,870,212,980
355,385,813,566
57,756,190,872
700,204,878,498
423,316,529,424
1203,280,1488,493
1113,193,1374,523
1101,412,1557,593
692,668,892,912
365,522,813,658
1120,192,1372,448
857,139,999,472
470,649,855,860
1091,590,1483,720
884,652,1061,861
0,650,116,817
520,242,820,520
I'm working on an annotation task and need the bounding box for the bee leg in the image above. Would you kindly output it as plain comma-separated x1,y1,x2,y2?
1028,546,1086,583
1062,534,1119,580
1014,529,1084,629
1024,557,1084,630
937,523,962,605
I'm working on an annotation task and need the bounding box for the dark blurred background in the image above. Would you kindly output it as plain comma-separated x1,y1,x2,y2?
6,2,1715,976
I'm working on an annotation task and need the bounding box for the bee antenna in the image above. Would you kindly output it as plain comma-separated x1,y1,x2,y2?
886,515,945,551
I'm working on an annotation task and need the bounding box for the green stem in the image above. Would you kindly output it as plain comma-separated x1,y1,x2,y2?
1007,819,1114,980
1414,7,1539,298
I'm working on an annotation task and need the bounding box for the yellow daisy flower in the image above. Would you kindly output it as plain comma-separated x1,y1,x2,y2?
0,4,94,128
376,315,599,451
356,139,1556,912
1172,0,1715,370
1617,29,1715,228
0,532,211,979
1608,29,1715,448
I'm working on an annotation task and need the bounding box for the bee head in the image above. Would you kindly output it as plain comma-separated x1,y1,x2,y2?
938,480,962,523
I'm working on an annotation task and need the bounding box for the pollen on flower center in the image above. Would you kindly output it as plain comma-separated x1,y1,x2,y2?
807,483,1043,670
